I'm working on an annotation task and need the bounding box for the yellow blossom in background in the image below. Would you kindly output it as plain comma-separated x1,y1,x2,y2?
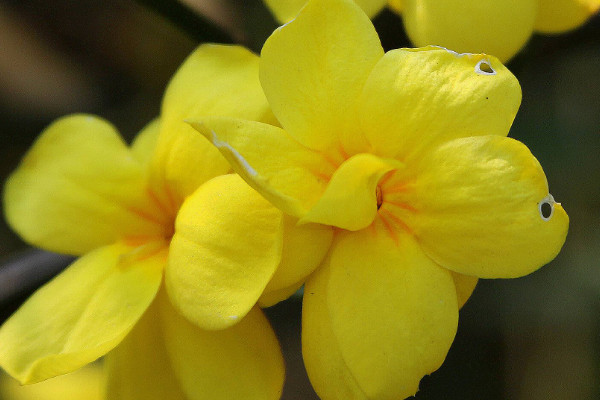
0,365,103,400
263,0,387,21
264,0,600,62
192,0,569,399
0,44,334,399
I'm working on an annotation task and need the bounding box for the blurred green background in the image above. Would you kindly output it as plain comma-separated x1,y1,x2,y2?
0,1,598,399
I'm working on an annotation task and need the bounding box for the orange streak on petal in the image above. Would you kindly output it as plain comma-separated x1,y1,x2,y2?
146,187,173,218
320,151,341,170
384,200,417,213
377,170,395,187
313,171,333,183
124,205,167,227
380,208,413,235
337,144,350,160
118,239,169,267
368,221,378,237
379,213,399,246
382,182,412,194
122,236,152,247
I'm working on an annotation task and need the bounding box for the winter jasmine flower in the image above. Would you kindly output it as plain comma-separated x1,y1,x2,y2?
191,0,569,398
0,45,331,399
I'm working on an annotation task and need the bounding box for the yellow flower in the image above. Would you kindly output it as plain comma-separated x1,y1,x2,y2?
0,45,331,399
264,0,600,62
264,0,387,21
191,0,569,399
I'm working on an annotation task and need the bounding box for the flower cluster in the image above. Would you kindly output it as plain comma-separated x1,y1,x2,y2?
265,0,600,61
0,0,569,399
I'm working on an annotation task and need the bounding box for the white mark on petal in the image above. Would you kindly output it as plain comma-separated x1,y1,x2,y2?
228,315,239,321
475,59,496,75
210,131,258,177
433,45,476,57
436,46,460,56
538,194,556,221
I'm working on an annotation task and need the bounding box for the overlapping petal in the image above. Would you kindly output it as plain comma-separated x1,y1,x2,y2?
359,47,521,161
387,0,402,13
342,0,388,17
260,0,383,154
263,0,309,22
166,174,283,330
258,282,304,308
535,0,600,32
130,118,160,168
451,272,478,309
190,117,331,218
0,242,165,384
302,255,368,400
300,154,401,230
105,297,188,400
305,229,458,400
159,293,285,400
259,215,333,306
3,115,167,255
401,0,537,62
0,365,103,400
150,44,276,208
410,135,569,278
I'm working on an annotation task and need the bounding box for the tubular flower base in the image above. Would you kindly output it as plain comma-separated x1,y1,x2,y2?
263,0,600,62
191,0,569,399
0,44,335,399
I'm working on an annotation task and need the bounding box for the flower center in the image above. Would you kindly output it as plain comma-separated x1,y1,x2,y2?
120,238,169,266
376,185,383,210
370,171,417,243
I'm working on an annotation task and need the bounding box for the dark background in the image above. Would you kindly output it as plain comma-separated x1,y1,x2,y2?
0,1,599,399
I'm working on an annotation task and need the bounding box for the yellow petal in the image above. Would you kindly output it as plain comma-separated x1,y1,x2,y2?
535,0,600,33
387,0,402,13
410,136,569,278
359,47,521,162
3,115,167,255
354,0,388,16
264,0,387,23
161,44,276,137
258,282,303,308
105,298,187,400
159,293,285,400
166,174,283,330
452,272,478,309
259,215,333,306
150,44,276,208
131,118,160,167
190,117,331,218
0,242,165,384
263,0,308,22
307,229,458,399
402,0,537,62
0,365,103,400
302,254,369,400
260,0,384,154
301,153,401,231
